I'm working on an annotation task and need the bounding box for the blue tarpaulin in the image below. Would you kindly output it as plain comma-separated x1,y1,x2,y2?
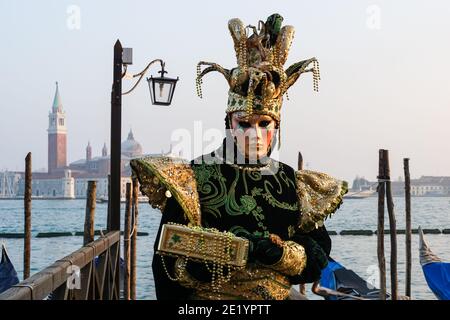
0,244,19,294
422,262,450,300
419,226,450,300
319,258,386,300
320,259,344,297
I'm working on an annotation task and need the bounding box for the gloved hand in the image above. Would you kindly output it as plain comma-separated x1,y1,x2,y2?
290,234,328,283
185,260,213,282
242,234,283,265
307,226,332,256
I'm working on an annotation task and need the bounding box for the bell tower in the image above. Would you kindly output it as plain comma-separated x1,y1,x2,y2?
48,82,67,173
102,142,108,157
86,141,92,161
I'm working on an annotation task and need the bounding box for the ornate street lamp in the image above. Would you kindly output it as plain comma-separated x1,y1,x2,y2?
122,58,178,105
147,63,178,106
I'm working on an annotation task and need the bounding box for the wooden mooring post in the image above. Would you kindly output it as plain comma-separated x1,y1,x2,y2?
131,178,139,300
84,181,96,245
385,151,398,300
377,150,387,300
24,152,32,280
298,151,304,172
404,158,412,298
73,180,98,300
123,183,132,300
377,149,398,300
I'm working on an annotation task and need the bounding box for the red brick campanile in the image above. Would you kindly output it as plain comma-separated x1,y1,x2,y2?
48,82,67,173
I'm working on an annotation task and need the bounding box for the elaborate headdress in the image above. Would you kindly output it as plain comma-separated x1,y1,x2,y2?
196,13,320,123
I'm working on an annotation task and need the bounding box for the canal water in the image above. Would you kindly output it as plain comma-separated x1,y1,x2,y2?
1,197,449,299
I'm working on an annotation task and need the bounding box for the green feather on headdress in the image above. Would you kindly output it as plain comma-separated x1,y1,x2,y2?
264,13,284,48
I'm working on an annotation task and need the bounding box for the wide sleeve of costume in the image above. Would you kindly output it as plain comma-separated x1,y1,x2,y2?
130,156,203,299
256,169,347,279
295,170,348,233
270,170,347,284
130,156,202,226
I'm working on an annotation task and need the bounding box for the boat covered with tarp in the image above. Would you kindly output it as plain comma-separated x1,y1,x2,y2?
419,226,450,300
319,257,389,300
0,243,19,294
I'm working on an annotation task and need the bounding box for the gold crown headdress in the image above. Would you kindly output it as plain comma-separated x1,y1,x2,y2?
196,13,320,123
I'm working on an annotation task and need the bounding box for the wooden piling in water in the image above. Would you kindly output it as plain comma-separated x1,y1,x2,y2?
298,152,304,171
377,149,387,300
404,158,412,298
84,181,97,245
73,180,98,300
131,178,139,300
24,152,32,280
385,150,398,300
123,183,132,300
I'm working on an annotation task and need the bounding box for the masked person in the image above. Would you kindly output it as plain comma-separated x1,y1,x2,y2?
131,14,348,300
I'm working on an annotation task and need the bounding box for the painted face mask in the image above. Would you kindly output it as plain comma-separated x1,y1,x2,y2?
229,112,276,160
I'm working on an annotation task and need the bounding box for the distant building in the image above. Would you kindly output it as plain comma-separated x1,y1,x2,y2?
351,176,374,191
10,82,170,199
409,176,450,196
0,171,22,198
67,129,151,199
351,175,450,197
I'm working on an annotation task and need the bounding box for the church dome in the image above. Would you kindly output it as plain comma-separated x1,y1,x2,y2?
121,129,142,157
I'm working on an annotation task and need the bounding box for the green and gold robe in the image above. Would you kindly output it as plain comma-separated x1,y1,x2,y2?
131,143,347,300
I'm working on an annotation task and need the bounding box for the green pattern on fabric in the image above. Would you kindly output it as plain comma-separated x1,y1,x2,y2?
193,163,228,219
192,157,300,241
240,195,257,214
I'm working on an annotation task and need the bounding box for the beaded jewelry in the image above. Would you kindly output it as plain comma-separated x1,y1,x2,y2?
158,222,247,292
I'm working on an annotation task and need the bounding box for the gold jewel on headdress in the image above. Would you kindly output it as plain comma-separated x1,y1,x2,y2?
195,13,321,122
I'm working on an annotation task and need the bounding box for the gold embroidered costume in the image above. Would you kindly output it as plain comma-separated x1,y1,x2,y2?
130,13,347,300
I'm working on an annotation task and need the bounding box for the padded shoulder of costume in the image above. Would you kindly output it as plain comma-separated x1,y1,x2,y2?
295,170,348,233
130,156,201,226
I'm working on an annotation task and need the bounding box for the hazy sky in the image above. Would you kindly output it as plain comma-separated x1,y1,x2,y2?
1,0,450,184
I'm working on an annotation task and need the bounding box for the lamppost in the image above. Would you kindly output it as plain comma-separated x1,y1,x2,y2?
108,40,178,298
109,39,178,231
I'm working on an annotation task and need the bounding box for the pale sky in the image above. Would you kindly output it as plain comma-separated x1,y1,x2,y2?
1,0,450,184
